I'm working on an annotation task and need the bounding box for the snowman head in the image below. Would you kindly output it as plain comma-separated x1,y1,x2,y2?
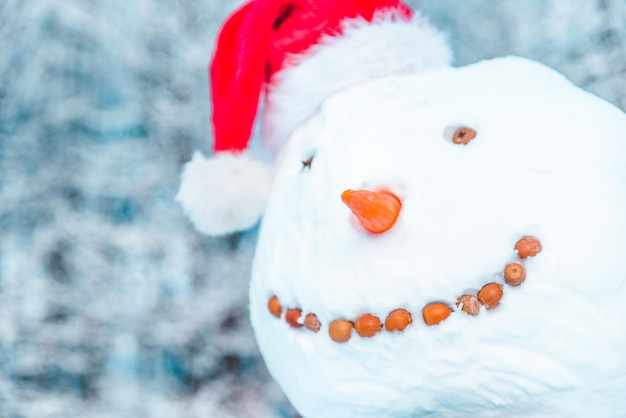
251,57,626,416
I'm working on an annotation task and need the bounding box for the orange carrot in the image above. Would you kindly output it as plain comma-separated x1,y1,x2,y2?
341,189,402,233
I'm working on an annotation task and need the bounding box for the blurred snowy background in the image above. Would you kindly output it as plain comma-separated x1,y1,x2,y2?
0,0,624,417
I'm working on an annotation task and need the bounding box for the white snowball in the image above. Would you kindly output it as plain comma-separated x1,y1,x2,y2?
250,57,626,417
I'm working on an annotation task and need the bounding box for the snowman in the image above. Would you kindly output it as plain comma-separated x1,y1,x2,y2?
176,0,626,417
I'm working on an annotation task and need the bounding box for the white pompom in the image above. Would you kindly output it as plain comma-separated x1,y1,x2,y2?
176,151,272,236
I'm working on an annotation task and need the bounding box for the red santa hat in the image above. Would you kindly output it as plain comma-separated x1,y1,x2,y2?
176,0,451,236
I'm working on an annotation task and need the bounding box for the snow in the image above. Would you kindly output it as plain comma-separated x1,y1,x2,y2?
250,57,626,417
1,0,625,417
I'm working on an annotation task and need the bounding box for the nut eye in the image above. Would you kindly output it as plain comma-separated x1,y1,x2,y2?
301,155,314,170
445,126,477,145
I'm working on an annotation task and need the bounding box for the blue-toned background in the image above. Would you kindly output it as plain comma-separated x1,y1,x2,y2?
1,1,624,417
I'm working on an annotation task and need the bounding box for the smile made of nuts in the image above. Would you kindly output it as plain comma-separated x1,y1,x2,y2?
267,236,542,343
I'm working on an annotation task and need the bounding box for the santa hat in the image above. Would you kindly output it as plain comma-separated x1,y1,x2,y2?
176,0,451,236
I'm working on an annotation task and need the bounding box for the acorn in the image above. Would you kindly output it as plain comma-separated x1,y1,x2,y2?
285,308,303,328
451,127,477,145
329,319,353,343
477,283,504,309
385,309,413,332
268,296,282,318
504,263,526,286
354,314,383,338
422,303,452,325
304,313,321,333
515,236,542,259
456,295,480,316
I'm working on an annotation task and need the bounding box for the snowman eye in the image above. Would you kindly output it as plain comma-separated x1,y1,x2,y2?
301,155,314,170
445,126,477,145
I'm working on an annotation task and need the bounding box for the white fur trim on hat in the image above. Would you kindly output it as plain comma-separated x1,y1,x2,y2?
176,151,272,236
263,12,452,152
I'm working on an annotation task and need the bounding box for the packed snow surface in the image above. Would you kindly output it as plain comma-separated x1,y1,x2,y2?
250,57,626,418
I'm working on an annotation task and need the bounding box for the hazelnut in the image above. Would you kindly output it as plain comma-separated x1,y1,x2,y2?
304,313,321,333
385,309,413,332
354,314,383,338
268,296,282,318
422,303,452,326
515,236,542,259
478,283,504,309
456,295,480,316
451,127,477,145
328,319,353,343
285,308,303,328
504,263,526,286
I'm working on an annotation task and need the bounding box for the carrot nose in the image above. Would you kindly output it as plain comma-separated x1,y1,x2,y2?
341,189,402,233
